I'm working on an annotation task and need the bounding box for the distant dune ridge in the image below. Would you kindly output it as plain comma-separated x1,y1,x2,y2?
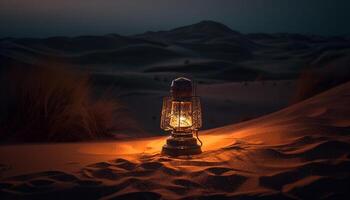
0,79,349,199
0,21,350,81
1,20,349,91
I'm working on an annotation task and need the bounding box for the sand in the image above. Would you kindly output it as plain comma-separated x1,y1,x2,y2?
0,80,349,199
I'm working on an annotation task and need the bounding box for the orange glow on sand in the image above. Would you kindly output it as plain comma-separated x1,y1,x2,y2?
79,132,237,156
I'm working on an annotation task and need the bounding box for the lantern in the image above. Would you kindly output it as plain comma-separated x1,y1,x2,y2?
160,77,202,156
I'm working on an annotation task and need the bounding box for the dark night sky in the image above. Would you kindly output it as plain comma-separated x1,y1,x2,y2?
1,0,350,38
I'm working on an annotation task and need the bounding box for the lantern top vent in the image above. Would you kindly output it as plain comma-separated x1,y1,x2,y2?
170,77,193,98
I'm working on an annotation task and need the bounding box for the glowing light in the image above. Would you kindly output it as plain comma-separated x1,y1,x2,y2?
169,101,193,128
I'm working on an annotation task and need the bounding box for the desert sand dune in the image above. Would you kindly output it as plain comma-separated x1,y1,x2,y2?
1,81,349,199
1,20,350,199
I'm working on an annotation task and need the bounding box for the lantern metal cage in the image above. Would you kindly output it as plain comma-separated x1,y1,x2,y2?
160,96,202,132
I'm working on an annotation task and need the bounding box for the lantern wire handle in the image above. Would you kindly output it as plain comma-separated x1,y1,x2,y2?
192,81,202,147
194,130,203,147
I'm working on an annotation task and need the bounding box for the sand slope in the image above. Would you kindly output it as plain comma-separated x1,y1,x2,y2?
1,82,350,199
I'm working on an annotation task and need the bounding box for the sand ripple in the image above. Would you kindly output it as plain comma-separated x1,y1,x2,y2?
1,82,350,199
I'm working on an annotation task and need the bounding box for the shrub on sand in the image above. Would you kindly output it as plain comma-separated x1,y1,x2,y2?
0,66,124,142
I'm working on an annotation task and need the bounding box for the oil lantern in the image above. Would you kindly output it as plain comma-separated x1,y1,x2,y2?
160,77,202,156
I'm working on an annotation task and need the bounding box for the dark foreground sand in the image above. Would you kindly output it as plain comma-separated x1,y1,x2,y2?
0,81,350,199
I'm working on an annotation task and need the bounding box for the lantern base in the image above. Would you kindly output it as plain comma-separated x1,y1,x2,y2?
162,135,202,157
